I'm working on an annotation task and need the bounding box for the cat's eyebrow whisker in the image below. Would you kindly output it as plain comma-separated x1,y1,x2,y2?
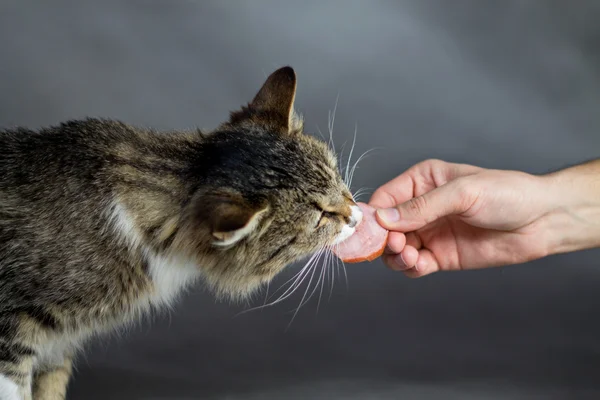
315,124,327,141
349,148,376,186
327,93,340,154
345,123,358,186
352,187,373,202
337,141,348,176
349,147,380,187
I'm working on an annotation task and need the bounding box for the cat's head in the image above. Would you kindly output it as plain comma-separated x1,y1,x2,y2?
175,67,362,299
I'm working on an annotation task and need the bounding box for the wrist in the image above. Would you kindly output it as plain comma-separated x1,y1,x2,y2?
539,161,600,256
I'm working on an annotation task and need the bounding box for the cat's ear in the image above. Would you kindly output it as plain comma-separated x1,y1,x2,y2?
228,66,304,135
198,192,269,247
250,66,297,119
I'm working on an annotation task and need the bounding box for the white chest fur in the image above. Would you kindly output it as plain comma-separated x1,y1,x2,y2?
144,252,201,308
108,201,202,310
17,202,201,384
0,374,19,400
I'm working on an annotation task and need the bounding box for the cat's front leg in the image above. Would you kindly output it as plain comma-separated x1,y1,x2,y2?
32,356,72,400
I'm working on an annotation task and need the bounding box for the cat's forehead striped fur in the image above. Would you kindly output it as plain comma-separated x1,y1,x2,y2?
165,66,359,298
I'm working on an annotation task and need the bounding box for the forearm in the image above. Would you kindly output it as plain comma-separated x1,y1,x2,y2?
542,159,600,255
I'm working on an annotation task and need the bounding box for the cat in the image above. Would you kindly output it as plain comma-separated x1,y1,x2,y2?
0,66,363,400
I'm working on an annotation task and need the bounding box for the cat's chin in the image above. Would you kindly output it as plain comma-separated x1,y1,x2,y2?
202,268,280,304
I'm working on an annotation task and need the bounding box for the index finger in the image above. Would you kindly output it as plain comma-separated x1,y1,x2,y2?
368,172,415,209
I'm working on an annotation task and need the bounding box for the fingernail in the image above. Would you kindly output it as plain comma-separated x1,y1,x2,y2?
399,253,408,267
377,208,400,223
391,254,406,271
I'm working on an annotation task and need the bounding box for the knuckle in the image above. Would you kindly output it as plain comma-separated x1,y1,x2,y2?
371,188,399,209
424,158,443,166
407,195,429,218
414,158,442,173
424,158,447,173
453,178,478,212
454,179,472,199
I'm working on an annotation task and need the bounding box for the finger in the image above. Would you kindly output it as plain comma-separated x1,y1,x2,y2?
404,232,422,249
403,248,441,278
382,245,419,271
383,231,406,255
400,245,419,267
368,172,415,209
382,254,407,271
445,162,484,181
369,160,482,210
376,178,476,232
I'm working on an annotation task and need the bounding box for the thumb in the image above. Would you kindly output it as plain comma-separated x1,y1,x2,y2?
375,179,473,232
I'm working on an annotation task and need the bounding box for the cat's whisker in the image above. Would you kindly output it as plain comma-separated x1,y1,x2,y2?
265,251,321,302
315,124,326,141
327,93,340,154
335,248,341,281
273,265,316,312
269,254,321,306
263,249,324,305
234,249,324,316
285,250,325,329
315,250,330,314
262,279,271,308
327,250,336,302
345,123,358,186
293,249,329,314
349,147,380,187
332,243,350,292
337,141,348,176
341,259,349,292
351,187,369,200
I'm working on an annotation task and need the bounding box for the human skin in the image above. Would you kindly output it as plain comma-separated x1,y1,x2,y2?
368,159,600,278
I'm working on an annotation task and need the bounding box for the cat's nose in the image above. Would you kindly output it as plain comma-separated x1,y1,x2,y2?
347,205,363,228
348,218,357,228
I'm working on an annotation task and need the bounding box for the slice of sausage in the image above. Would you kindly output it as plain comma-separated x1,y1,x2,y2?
332,202,389,263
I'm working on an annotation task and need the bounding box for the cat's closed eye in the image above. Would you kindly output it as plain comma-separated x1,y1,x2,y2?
316,210,340,228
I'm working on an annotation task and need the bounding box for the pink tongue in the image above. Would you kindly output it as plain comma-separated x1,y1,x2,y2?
332,202,389,263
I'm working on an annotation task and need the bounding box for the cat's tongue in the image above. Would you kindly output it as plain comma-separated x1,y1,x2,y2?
332,202,389,263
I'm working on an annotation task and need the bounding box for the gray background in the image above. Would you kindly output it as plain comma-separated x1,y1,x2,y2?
2,1,600,399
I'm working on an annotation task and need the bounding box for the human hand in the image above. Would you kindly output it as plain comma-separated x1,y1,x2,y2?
368,159,562,277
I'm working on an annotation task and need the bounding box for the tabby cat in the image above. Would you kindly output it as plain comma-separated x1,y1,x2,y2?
0,66,362,399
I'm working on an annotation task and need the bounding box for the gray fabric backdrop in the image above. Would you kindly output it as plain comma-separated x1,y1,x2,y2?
1,1,600,399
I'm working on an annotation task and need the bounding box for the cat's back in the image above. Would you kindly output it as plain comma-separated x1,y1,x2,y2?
0,118,137,188
0,119,149,305
0,118,143,249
